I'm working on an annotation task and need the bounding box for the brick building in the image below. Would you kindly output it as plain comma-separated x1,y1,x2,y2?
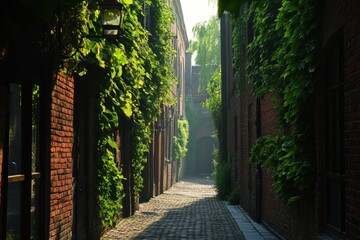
0,1,188,239
185,65,217,175
140,0,189,202
222,0,360,239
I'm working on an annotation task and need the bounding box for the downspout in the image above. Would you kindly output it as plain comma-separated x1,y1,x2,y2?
220,15,229,163
255,98,262,223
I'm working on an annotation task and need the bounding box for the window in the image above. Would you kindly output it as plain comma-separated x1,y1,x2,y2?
325,37,345,233
0,83,44,239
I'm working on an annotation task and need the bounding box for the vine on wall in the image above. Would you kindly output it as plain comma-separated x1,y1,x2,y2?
231,6,247,92
60,0,175,227
231,0,320,203
4,0,176,229
173,119,189,160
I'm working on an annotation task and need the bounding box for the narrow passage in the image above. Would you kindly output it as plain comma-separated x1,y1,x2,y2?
102,176,245,240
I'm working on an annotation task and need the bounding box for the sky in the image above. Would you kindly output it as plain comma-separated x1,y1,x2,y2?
179,0,217,41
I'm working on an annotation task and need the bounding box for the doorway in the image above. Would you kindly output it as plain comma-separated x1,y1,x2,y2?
195,136,216,174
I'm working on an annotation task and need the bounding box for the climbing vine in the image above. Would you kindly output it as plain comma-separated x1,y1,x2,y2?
249,135,312,203
173,119,189,160
3,0,176,229
231,6,247,92
232,0,320,203
56,0,175,227
204,69,222,133
185,96,198,173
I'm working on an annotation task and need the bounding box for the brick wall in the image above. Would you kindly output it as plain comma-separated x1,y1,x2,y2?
49,72,74,239
343,1,360,238
227,1,360,238
315,0,360,238
0,86,4,194
240,84,255,216
261,94,317,238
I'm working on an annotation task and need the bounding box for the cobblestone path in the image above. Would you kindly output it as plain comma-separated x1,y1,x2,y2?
102,175,245,240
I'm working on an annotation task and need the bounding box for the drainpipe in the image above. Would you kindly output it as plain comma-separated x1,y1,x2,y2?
220,14,229,163
255,98,262,223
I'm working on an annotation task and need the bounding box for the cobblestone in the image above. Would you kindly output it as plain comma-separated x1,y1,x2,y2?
102,175,245,240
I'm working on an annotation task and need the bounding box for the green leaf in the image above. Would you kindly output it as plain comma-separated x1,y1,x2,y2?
122,0,133,5
78,69,87,76
107,137,118,150
121,102,133,117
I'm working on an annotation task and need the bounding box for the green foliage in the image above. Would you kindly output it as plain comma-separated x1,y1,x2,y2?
213,150,231,200
204,68,221,132
248,0,319,127
185,96,198,173
250,135,312,204
228,187,241,205
190,16,220,92
247,0,283,97
97,134,125,227
231,7,247,92
244,0,319,204
6,230,20,240
128,0,175,198
173,119,189,160
64,0,175,227
131,117,152,195
217,0,246,17
22,0,175,228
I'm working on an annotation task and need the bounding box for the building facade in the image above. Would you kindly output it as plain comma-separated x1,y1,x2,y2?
140,0,189,202
185,65,217,175
222,0,360,239
0,1,189,239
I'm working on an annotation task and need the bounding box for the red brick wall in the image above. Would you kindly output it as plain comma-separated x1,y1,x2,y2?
261,93,317,238
228,1,360,239
258,93,286,235
227,90,240,188
316,0,360,239
229,81,257,217
49,72,74,239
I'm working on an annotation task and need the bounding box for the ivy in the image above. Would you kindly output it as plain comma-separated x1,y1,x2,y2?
217,0,246,17
185,96,198,172
204,69,222,133
231,6,247,92
244,0,320,203
56,0,175,228
18,0,174,228
250,135,312,204
173,119,189,160
131,116,152,195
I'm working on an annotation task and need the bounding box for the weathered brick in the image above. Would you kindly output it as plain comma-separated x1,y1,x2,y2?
49,73,74,240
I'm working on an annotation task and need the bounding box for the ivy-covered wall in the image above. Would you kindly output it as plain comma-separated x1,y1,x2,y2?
223,0,360,238
226,0,320,238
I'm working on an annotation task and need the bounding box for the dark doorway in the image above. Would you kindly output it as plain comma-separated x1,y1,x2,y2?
195,137,216,174
325,36,345,234
72,78,97,239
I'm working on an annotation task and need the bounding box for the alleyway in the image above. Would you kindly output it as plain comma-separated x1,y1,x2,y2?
102,176,243,239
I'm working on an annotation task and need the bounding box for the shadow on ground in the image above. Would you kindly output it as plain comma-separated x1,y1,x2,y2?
103,175,245,240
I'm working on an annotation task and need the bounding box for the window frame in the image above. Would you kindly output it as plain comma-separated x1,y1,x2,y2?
0,82,47,239
324,35,346,236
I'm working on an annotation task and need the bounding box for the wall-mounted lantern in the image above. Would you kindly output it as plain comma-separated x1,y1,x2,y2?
156,106,174,130
100,0,124,37
55,0,125,60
